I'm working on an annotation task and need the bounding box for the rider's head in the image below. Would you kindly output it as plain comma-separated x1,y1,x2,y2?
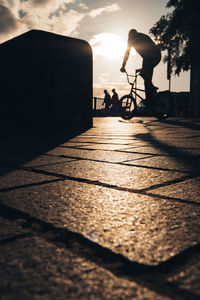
112,89,115,93
128,29,137,40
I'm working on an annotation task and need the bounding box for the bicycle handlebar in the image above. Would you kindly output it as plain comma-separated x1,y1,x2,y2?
124,71,132,85
122,69,146,93
124,70,140,85
124,68,141,77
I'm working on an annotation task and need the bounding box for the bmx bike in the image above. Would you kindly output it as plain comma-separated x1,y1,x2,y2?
119,70,173,120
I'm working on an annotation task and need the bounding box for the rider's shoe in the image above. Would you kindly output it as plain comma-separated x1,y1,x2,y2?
152,85,159,92
150,85,158,97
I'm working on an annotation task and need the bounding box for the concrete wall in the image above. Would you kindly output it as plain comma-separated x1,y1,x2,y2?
0,30,93,131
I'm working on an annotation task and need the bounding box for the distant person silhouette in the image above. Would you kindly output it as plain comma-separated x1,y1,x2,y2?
103,89,111,113
111,89,119,115
120,29,161,107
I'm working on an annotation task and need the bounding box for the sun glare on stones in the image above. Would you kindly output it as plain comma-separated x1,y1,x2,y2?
90,32,131,60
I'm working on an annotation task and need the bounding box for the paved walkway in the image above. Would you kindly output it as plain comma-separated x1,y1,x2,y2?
1,117,200,299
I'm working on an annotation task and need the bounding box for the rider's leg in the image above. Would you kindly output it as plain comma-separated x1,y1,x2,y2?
143,80,155,112
140,61,154,109
140,55,161,109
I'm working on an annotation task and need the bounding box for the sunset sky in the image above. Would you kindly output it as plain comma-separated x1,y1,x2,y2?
0,0,190,98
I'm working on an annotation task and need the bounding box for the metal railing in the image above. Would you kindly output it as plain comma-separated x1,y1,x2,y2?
93,97,105,111
92,97,120,116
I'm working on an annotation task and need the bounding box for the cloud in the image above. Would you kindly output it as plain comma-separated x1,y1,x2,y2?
88,3,120,18
30,0,75,9
31,0,52,6
98,73,110,83
48,9,84,36
0,0,83,42
78,3,88,10
0,2,18,34
17,0,75,17
93,71,128,98
0,1,121,44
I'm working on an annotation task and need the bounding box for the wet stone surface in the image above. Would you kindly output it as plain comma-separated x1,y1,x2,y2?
1,117,200,299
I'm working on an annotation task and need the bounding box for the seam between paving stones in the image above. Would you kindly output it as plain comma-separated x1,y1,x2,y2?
0,148,195,173
0,202,200,300
0,163,200,207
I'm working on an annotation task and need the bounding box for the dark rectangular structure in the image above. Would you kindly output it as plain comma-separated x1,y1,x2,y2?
0,30,93,131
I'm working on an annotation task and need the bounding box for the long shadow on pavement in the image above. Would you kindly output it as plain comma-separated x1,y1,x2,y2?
0,128,88,178
134,123,200,173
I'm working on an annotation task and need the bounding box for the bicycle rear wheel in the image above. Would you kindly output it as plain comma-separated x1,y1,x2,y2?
153,91,173,120
119,95,137,120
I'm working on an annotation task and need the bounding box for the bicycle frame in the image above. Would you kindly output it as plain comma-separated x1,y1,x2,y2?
120,70,173,120
125,70,145,103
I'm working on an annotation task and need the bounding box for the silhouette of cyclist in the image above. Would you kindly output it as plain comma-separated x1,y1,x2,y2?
120,29,161,108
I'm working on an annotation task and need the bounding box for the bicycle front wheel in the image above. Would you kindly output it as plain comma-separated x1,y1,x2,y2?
119,95,137,120
153,91,173,120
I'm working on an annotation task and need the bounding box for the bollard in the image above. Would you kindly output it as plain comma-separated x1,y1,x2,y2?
0,30,93,131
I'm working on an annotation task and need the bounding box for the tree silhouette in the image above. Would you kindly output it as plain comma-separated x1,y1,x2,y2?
150,0,200,76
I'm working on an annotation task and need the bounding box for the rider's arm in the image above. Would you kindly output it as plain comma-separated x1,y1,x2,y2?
120,41,131,72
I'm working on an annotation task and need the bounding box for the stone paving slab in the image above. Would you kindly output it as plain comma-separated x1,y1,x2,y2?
1,117,200,299
25,159,186,190
154,176,200,202
0,218,173,300
1,179,200,265
0,168,58,190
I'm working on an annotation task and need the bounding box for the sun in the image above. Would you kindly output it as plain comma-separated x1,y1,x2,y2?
90,32,134,60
